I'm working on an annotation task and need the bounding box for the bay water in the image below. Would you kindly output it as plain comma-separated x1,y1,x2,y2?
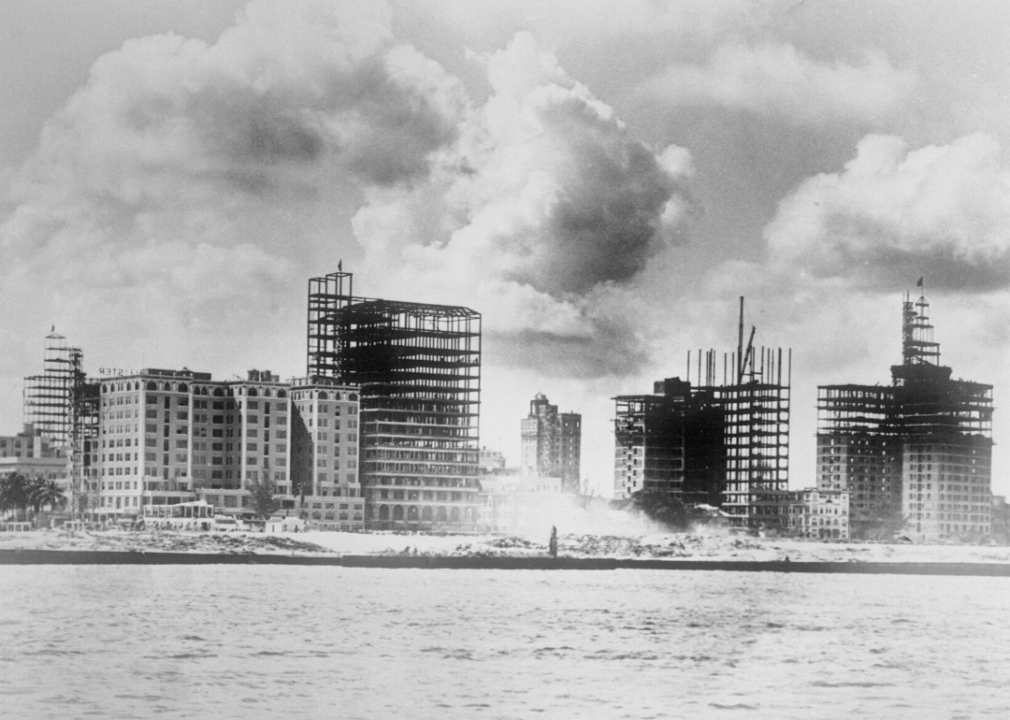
1,566,1007,719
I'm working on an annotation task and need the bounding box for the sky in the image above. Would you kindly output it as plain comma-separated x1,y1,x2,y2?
2,0,1010,496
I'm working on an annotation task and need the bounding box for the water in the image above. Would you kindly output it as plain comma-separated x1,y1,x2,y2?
1,566,1007,719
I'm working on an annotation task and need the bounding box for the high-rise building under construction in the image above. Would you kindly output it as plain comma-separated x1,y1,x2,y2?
613,299,791,529
307,269,482,530
817,290,993,541
22,331,99,517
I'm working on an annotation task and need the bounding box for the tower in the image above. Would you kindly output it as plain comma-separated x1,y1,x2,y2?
520,393,582,492
307,269,482,529
817,287,993,540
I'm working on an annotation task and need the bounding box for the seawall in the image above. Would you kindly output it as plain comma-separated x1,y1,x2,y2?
4,549,1010,576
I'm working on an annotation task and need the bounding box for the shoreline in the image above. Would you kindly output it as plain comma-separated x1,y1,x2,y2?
4,548,1010,575
5,528,1010,569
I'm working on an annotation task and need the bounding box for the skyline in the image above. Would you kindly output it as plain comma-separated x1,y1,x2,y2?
2,0,1009,495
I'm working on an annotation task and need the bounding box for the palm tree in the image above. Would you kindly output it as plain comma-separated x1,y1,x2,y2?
246,477,281,520
0,473,33,522
30,478,67,516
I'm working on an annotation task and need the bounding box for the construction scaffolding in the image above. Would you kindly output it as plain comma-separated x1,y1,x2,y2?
22,332,98,517
306,269,482,529
23,333,80,446
613,298,791,528
816,290,994,540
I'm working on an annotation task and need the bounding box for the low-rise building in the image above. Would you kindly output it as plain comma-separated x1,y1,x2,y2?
478,447,507,474
0,424,69,485
787,488,850,540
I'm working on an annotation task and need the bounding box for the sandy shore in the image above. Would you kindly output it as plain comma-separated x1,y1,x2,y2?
2,527,1010,564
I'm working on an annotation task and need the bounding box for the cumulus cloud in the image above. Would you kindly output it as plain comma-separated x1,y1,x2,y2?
0,0,469,377
765,133,1010,291
639,43,915,125
355,32,697,377
1,3,698,403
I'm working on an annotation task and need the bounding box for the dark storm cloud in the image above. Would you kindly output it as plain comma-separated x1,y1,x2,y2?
503,113,697,295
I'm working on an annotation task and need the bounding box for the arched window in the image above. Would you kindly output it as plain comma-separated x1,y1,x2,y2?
147,381,157,391
450,507,461,523
179,384,188,393
248,388,258,397
407,506,418,522
392,506,404,521
318,391,328,400
436,506,447,522
263,389,272,397
379,505,389,521
421,506,433,522
349,393,357,401
213,388,224,397
278,390,287,399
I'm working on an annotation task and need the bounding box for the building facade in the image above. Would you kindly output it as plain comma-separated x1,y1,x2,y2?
520,394,582,492
613,378,726,507
90,368,301,522
786,488,850,540
289,376,365,530
478,447,506,474
817,292,994,542
306,269,482,530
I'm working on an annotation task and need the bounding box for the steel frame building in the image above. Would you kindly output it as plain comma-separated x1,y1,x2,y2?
613,299,791,529
307,270,482,530
613,378,726,507
817,292,994,540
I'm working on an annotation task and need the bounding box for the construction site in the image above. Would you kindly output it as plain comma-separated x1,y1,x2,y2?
614,299,791,530
307,269,482,530
21,331,99,518
817,291,994,541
